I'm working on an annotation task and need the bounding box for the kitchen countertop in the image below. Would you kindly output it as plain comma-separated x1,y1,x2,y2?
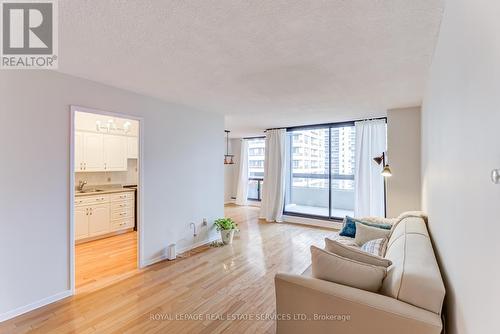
75,187,135,197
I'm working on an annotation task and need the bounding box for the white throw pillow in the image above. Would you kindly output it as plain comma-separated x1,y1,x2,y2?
354,222,391,246
360,238,388,257
325,238,392,268
310,245,387,292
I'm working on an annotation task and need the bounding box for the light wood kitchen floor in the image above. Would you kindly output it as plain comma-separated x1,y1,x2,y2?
1,205,336,334
76,231,138,294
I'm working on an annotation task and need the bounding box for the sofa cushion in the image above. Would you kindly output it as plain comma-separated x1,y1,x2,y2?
360,238,388,257
311,246,386,292
388,215,429,247
327,233,358,247
339,216,392,238
325,238,392,267
381,217,446,314
354,222,391,246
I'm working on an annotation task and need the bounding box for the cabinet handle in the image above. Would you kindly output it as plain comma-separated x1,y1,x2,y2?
85,208,89,216
83,162,86,170
90,208,93,215
104,163,107,170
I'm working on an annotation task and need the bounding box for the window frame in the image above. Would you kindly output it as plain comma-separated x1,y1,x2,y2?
245,136,266,202
283,118,386,222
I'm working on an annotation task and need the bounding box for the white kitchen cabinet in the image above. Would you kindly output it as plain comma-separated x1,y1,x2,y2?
74,206,89,239
127,136,138,159
88,204,110,236
103,134,127,171
83,132,104,171
75,131,130,172
75,191,135,241
75,132,85,172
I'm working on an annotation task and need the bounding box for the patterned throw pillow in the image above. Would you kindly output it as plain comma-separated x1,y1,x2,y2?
339,216,392,238
361,238,388,257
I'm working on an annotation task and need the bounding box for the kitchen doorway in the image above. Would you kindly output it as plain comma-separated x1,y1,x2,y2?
69,106,144,294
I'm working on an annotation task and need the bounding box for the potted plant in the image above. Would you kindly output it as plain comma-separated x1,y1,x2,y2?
214,218,239,245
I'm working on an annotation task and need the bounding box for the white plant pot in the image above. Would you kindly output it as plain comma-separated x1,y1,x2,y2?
221,229,235,245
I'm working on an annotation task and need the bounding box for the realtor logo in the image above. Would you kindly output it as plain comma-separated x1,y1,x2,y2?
1,0,58,69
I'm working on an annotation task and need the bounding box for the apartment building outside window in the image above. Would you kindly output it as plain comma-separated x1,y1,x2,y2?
247,138,265,201
284,124,356,219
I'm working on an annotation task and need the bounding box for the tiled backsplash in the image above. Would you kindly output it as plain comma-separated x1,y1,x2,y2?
75,159,138,186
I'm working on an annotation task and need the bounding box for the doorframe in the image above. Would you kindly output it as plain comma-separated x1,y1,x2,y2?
69,105,145,295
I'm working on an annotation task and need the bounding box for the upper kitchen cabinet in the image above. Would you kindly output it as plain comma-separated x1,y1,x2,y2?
74,111,139,172
103,134,127,171
75,131,128,172
84,132,105,171
75,131,104,172
127,137,138,159
75,131,84,171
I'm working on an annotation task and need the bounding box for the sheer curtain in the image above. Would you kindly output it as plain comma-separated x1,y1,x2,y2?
354,120,386,217
235,140,249,206
260,129,287,222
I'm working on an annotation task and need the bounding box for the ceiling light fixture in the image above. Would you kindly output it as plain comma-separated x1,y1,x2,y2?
95,119,131,134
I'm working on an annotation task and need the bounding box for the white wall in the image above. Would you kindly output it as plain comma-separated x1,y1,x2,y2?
224,138,241,203
421,1,500,333
0,71,224,319
386,106,421,217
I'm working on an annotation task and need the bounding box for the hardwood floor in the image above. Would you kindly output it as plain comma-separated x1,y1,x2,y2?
1,205,337,334
76,231,138,294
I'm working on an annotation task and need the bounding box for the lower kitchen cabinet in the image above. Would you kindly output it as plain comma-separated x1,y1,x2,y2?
75,206,89,239
75,191,135,241
88,204,110,235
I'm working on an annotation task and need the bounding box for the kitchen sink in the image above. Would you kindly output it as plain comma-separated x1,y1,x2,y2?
76,188,105,194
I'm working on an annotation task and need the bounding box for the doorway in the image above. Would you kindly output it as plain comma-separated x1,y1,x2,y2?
70,106,143,294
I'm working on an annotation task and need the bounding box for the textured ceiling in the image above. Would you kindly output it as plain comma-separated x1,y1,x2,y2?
58,0,444,137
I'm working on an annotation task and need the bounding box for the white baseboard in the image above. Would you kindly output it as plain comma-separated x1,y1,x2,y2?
0,289,72,323
282,215,342,230
143,235,221,267
176,235,220,254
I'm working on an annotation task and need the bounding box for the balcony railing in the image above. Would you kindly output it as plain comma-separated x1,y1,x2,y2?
248,177,263,201
245,173,355,219
285,173,355,219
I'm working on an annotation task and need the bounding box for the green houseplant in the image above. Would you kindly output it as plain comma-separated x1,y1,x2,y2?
214,218,238,244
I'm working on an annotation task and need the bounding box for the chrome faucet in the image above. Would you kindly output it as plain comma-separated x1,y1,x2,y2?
78,180,87,191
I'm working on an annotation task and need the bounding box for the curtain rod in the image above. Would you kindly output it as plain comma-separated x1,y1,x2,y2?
242,135,266,140
264,116,387,132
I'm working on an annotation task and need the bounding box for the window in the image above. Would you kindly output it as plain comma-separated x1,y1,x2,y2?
247,138,265,201
284,125,356,219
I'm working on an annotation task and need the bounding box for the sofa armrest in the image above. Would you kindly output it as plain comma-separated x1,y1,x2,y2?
275,273,442,334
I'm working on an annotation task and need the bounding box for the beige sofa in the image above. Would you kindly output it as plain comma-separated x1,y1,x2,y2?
275,214,445,334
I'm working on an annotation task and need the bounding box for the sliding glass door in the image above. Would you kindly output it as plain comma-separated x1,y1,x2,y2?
284,124,355,220
247,138,265,201
330,126,356,218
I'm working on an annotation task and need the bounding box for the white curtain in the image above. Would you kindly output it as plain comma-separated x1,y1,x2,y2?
235,140,249,205
354,120,387,217
260,129,287,222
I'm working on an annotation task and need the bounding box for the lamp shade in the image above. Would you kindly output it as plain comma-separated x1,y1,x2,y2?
381,165,392,177
373,156,384,165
